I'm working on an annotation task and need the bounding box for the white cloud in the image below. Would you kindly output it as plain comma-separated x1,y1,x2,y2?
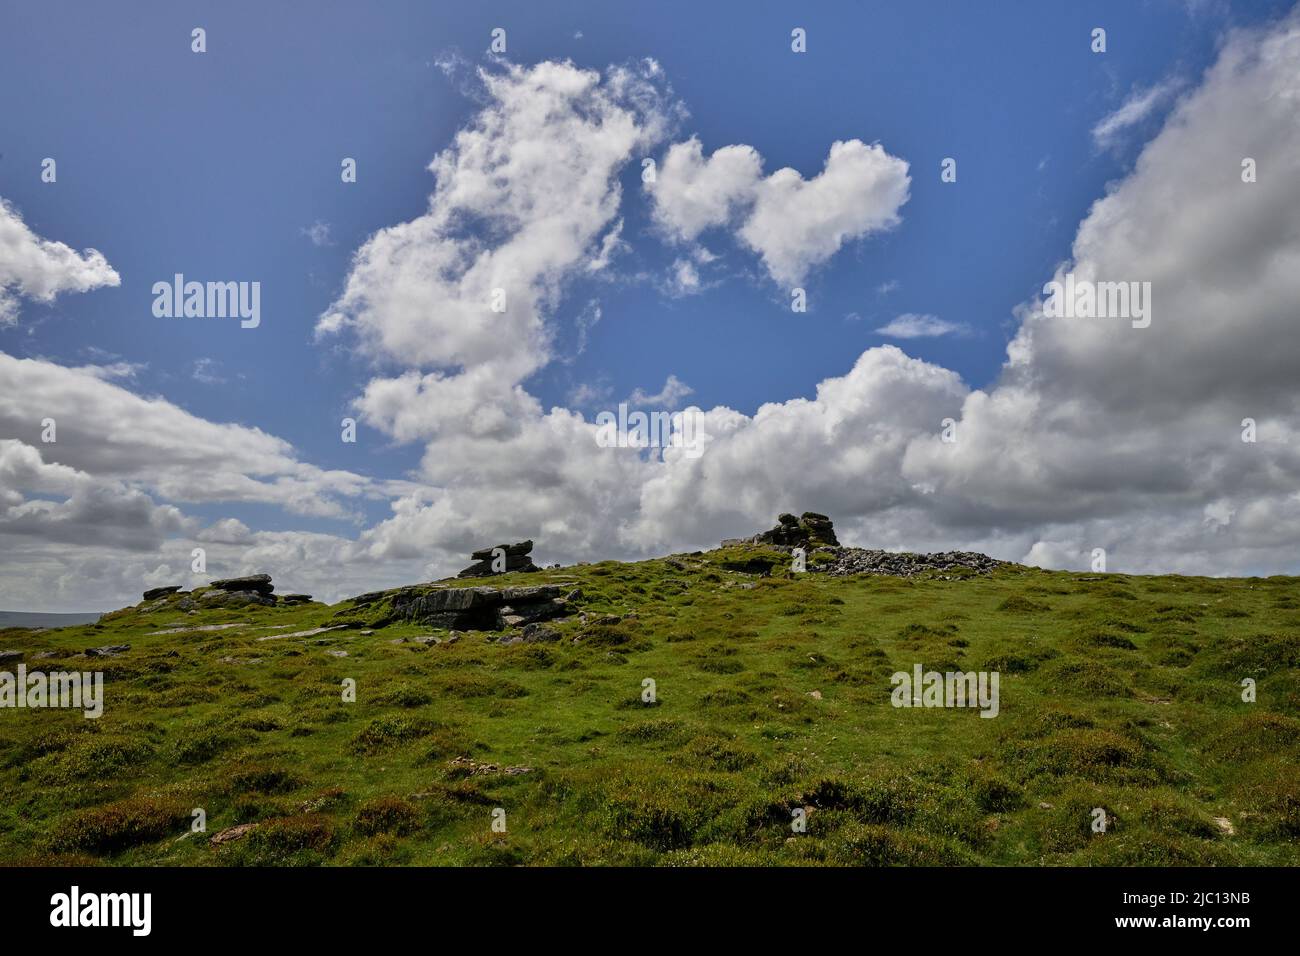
318,60,676,384
875,313,967,339
191,357,226,385
301,220,333,247
0,198,119,324
1092,79,1183,148
667,257,701,295
651,137,910,285
629,374,694,409
336,17,1300,583
0,353,387,519
9,20,1300,610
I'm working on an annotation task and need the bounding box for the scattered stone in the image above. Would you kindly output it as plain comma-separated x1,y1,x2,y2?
210,823,258,846
446,755,532,777
521,623,561,643
325,649,348,658
814,549,1001,578
142,586,182,601
83,644,130,657
457,540,541,578
0,649,23,664
808,690,823,700
359,629,374,636
721,513,999,578
218,656,263,665
279,593,313,605
1213,816,1235,836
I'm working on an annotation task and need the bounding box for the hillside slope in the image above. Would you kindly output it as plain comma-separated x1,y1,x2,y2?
1,543,1297,866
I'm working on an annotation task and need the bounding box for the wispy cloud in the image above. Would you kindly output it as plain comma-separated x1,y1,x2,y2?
1092,79,1183,149
874,313,967,339
300,220,333,247
192,358,227,385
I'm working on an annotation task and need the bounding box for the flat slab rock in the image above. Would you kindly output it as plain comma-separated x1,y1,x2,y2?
255,625,351,642
148,623,246,636
209,574,274,594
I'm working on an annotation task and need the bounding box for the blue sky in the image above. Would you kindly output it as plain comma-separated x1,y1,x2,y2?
3,1,1300,608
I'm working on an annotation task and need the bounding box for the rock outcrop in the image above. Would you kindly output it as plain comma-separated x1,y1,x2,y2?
456,541,540,578
174,573,280,609
724,512,840,549
210,574,274,594
720,513,999,578
389,584,570,630
142,586,182,601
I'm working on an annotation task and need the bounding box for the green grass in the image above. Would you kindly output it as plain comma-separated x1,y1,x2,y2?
0,547,1296,866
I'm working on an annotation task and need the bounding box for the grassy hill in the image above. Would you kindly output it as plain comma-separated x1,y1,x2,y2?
1,544,1297,866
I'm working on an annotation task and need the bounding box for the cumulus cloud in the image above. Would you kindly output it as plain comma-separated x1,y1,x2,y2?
875,313,967,339
0,198,120,323
317,59,677,385
335,16,1300,583
629,374,694,409
0,353,386,519
9,18,1300,610
651,136,911,285
904,12,1300,570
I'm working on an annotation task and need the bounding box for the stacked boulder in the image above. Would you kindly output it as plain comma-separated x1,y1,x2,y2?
140,574,313,609
724,512,841,549
457,540,540,578
193,574,278,608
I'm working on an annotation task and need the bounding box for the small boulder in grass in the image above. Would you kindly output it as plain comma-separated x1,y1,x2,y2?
210,823,258,846
84,644,130,658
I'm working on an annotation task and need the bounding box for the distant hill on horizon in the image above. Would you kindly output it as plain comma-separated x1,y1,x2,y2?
0,610,102,628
